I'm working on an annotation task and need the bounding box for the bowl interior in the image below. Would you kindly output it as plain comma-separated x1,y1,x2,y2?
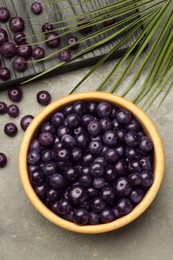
18,92,164,234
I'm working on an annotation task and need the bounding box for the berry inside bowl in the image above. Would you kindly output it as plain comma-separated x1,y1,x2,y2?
18,92,164,234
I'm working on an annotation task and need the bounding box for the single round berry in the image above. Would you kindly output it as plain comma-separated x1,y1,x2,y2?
141,171,154,188
88,140,103,155
68,185,87,205
67,36,79,50
0,28,8,46
7,104,19,118
64,211,74,222
16,44,32,59
0,67,10,81
124,131,140,147
140,157,152,171
102,130,118,147
100,118,112,132
100,186,116,204
117,129,126,142
88,212,100,225
128,160,142,173
13,32,26,45
45,33,60,48
0,102,7,114
27,151,40,165
42,23,54,33
90,162,104,177
56,148,70,162
30,171,43,185
82,115,94,127
4,122,18,137
72,147,82,161
96,102,112,118
8,87,23,102
125,118,141,132
64,167,79,183
92,177,106,189
105,148,119,164
0,153,7,168
51,112,64,127
57,125,72,138
116,198,133,216
0,7,10,22
73,101,87,116
78,18,92,33
74,208,89,225
32,47,45,60
35,184,47,199
130,188,144,204
20,115,34,130
30,139,42,153
87,102,97,115
139,136,153,153
114,177,132,196
59,50,71,62
12,56,27,72
43,162,56,176
90,197,106,213
61,134,76,149
49,174,65,189
47,188,61,202
114,159,127,176
126,147,141,160
58,199,72,215
105,165,117,182
87,119,102,137
65,113,81,129
36,90,51,106
112,118,121,130
41,122,56,134
128,173,142,186
116,108,132,124
41,150,52,162
87,187,98,198
63,104,73,116
31,2,43,15
39,132,54,147
9,16,25,32
99,208,115,223
79,174,92,187
76,133,89,149
0,42,16,59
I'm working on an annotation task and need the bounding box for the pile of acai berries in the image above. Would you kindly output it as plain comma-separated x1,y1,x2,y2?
27,101,154,225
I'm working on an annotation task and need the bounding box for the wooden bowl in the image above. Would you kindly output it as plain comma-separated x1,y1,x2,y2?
18,92,164,234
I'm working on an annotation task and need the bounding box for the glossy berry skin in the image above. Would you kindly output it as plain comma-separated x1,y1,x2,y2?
58,199,72,215
41,150,52,162
68,185,87,205
0,153,7,168
31,2,43,15
12,56,27,72
88,120,102,137
59,50,71,62
96,102,112,118
46,188,61,202
13,32,26,45
125,119,141,132
99,208,115,223
124,131,140,147
32,47,45,60
105,165,117,182
64,167,79,183
139,137,153,153
130,188,144,204
0,42,16,59
90,197,106,213
30,139,42,153
114,177,132,197
100,186,116,204
49,174,65,189
94,157,107,167
117,129,126,142
43,162,56,176
74,208,89,225
57,125,71,138
45,33,60,48
20,115,34,130
102,130,118,147
88,212,100,224
116,145,125,157
9,17,25,32
8,87,23,102
4,122,18,137
100,118,112,132
0,28,8,46
61,134,76,149
116,198,133,216
65,114,81,129
140,157,152,171
116,108,132,124
35,184,47,199
30,171,43,185
105,149,119,164
56,148,70,162
51,112,64,127
42,23,54,33
128,173,142,186
79,174,92,187
87,102,97,115
140,171,154,188
114,159,127,176
0,7,10,22
41,122,56,134
90,162,104,177
63,105,73,116
37,91,51,106
39,132,54,147
128,160,142,173
27,151,40,165
72,147,82,161
0,102,7,114
88,140,103,155
16,44,32,59
92,178,106,189
0,67,10,81
67,36,79,50
7,104,19,118
126,147,141,160
76,133,89,149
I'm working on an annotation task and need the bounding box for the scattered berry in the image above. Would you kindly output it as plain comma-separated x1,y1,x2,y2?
0,153,7,167
36,90,51,106
8,87,23,102
7,104,19,118
0,7,10,22
0,67,11,81
20,115,34,131
4,122,18,137
31,2,43,15
0,102,7,114
9,16,25,32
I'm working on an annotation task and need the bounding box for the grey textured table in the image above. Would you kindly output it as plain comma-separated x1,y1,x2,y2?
0,61,173,260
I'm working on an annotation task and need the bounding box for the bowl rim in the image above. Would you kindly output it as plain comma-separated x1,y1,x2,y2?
18,91,164,234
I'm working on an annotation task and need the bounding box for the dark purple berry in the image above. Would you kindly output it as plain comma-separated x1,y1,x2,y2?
63,104,73,116
128,173,142,186
79,174,92,187
64,167,79,183
47,188,61,202
39,132,54,147
35,184,47,199
112,207,121,219
105,165,117,181
92,177,106,189
100,118,112,131
130,188,144,204
12,56,27,72
128,160,142,173
114,159,127,176
30,171,43,185
57,125,72,138
90,162,104,177
64,211,74,222
140,157,152,171
67,36,79,50
100,186,116,204
41,122,56,134
74,208,89,225
88,140,103,155
124,131,140,147
117,129,126,142
78,18,92,33
8,87,23,102
105,148,119,164
45,33,60,48
0,42,16,58
43,162,56,176
96,102,112,118
0,7,10,22
7,104,19,118
30,139,42,153
0,67,10,81
41,150,52,162
100,208,115,223
88,119,102,137
87,187,98,198
94,157,107,166
141,171,154,188
112,118,121,130
36,90,51,106
58,199,72,215
59,49,71,62
31,2,42,15
65,113,81,129
0,28,8,46
0,153,7,167
13,32,26,45
114,177,132,196
125,118,141,132
116,198,133,216
4,122,18,137
32,47,45,60
0,102,7,114
76,133,89,149
20,115,34,130
49,173,65,189
51,112,64,127
16,44,32,59
102,130,118,147
88,212,100,225
28,151,40,165
42,23,54,33
72,147,82,161
116,108,132,124
126,147,141,160
9,17,25,32
68,185,87,205
139,136,153,153
61,134,76,149
90,197,106,213
56,148,70,162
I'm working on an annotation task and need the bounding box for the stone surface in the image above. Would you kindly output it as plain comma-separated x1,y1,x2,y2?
0,54,173,260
